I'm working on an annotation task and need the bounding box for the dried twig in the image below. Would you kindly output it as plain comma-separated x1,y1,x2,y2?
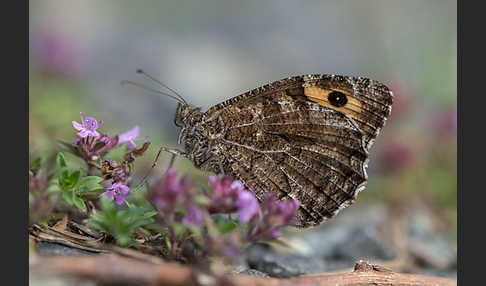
30,254,456,286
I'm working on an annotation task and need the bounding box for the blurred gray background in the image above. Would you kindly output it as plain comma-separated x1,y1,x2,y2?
30,0,457,239
29,0,456,141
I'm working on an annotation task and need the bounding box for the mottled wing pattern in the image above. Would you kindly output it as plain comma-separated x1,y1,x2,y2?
201,75,393,227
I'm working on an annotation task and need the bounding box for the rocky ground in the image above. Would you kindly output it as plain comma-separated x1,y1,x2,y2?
233,202,456,278
30,202,457,285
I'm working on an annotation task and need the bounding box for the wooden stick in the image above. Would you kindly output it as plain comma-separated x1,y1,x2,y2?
30,254,456,286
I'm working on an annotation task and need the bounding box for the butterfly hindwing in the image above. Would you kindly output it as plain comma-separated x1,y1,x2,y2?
198,74,393,227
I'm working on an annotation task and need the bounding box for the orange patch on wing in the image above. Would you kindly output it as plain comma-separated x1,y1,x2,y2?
303,87,362,112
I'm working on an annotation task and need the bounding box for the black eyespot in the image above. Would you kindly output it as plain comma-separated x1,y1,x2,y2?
328,91,347,107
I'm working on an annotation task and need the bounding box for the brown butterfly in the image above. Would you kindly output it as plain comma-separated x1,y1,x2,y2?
130,71,393,228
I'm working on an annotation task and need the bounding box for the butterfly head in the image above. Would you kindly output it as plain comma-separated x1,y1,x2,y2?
174,103,203,128
174,103,209,158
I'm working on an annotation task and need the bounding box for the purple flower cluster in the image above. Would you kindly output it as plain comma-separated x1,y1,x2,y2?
103,182,131,205
147,169,300,262
206,177,300,236
72,112,117,161
206,177,300,259
148,169,203,227
118,126,144,151
246,194,300,242
71,112,149,206
207,176,259,223
72,113,101,138
72,113,144,160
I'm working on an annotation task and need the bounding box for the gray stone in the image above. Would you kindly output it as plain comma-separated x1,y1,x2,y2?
245,243,327,278
294,205,395,269
407,212,457,270
329,225,396,262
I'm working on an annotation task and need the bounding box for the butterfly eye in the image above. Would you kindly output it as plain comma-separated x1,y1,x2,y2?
328,91,348,107
174,103,185,127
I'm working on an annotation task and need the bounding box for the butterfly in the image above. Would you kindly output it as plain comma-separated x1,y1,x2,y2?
131,71,393,227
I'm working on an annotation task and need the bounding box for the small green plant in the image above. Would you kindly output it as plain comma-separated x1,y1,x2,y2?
29,111,301,265
50,153,104,211
87,196,157,246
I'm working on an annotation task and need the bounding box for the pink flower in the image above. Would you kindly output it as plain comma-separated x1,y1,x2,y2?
102,182,130,205
207,176,259,222
208,176,241,214
235,190,259,222
277,199,300,224
118,126,143,150
263,195,300,228
148,169,206,228
246,194,300,242
182,205,204,227
98,135,119,152
72,112,101,138
271,229,282,239
148,169,193,214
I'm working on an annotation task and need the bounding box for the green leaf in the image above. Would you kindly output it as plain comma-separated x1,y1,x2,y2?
69,170,82,187
59,170,71,189
116,235,132,247
130,218,155,229
77,176,104,193
194,195,210,206
86,197,159,247
72,194,86,212
219,220,238,234
100,195,118,216
142,210,158,219
62,191,73,205
128,162,134,174
56,152,67,168
30,157,42,172
85,219,106,232
172,223,187,237
46,179,61,193
165,236,172,249
144,224,168,234
56,140,80,156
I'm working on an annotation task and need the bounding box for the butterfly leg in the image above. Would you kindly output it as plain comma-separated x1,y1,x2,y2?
158,146,186,168
133,146,186,191
158,146,186,157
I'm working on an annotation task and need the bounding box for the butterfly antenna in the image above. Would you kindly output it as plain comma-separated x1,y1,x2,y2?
136,69,188,105
120,80,186,105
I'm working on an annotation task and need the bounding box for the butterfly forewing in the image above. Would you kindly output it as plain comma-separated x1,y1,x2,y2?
198,74,393,227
